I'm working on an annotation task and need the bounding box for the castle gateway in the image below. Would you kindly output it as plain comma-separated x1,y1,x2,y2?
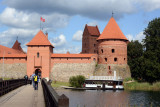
0,17,131,82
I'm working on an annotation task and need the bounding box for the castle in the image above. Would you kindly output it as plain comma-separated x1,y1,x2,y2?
0,17,130,82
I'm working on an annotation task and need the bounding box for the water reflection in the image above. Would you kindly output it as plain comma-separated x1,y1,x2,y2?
56,89,160,107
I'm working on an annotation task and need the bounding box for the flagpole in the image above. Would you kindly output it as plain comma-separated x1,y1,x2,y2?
3,51,5,79
40,16,41,30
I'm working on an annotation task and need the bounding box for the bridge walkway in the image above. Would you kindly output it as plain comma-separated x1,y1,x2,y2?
0,82,45,107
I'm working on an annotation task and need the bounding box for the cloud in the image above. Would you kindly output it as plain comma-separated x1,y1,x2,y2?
87,21,98,26
72,30,83,41
50,34,67,47
126,31,145,42
3,0,136,20
54,46,81,54
0,7,70,30
135,0,160,11
0,28,37,51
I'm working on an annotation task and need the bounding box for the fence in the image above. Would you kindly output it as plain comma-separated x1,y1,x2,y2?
0,79,29,96
41,78,69,107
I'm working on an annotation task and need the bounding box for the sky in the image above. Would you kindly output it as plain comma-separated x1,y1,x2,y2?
0,0,160,53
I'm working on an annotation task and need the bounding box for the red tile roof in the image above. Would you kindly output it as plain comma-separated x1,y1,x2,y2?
51,54,96,58
12,40,25,53
26,30,54,48
86,25,100,36
0,54,27,58
0,45,25,54
98,17,128,41
0,45,26,58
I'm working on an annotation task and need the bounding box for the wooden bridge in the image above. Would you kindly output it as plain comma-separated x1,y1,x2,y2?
0,79,69,107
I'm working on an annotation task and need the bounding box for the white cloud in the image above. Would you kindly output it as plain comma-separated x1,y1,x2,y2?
87,21,98,26
135,0,160,11
0,7,70,30
72,30,83,41
0,28,37,50
54,46,81,54
50,34,67,47
126,32,145,42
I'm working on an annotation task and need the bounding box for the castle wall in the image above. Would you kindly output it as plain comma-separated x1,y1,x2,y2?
98,40,127,64
50,61,96,82
94,64,131,79
0,57,27,78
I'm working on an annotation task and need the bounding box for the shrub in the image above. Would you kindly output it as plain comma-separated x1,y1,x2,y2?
69,75,85,88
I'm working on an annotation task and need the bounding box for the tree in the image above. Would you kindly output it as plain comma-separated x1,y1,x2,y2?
127,40,144,80
143,17,160,83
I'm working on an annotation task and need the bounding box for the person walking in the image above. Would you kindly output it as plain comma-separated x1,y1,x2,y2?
31,73,35,88
24,75,28,85
34,74,39,90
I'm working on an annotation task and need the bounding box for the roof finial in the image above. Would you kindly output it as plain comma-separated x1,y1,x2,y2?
16,36,18,41
112,11,114,17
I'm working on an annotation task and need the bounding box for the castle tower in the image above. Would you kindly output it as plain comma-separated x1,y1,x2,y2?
82,24,100,54
26,30,54,78
97,17,128,64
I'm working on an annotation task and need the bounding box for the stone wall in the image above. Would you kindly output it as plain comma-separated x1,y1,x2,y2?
0,63,27,79
94,64,131,79
50,62,96,82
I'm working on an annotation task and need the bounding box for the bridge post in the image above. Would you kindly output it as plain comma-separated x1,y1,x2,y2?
58,94,69,107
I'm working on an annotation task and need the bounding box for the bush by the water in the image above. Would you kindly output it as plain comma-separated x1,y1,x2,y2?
69,75,85,88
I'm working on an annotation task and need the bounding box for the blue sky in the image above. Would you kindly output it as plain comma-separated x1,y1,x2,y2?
0,0,160,53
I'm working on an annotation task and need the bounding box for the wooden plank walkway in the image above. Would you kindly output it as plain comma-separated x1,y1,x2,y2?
0,82,45,107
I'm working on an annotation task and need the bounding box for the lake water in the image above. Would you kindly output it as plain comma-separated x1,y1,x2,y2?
56,89,160,107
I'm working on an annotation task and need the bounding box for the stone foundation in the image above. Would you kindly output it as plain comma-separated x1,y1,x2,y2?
0,63,27,79
50,62,96,82
94,64,131,79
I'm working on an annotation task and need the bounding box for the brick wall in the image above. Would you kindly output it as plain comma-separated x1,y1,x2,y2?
0,63,27,78
50,61,96,82
98,40,127,64
94,64,131,79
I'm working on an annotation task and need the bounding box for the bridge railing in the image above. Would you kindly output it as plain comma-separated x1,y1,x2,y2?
0,79,29,96
41,78,69,107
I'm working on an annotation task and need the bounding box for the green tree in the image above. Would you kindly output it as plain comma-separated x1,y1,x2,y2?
127,40,144,80
143,17,160,83
69,75,85,88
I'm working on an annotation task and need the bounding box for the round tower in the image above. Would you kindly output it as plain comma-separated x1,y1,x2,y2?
97,17,128,64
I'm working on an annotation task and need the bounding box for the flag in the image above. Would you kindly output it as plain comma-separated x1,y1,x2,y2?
41,17,45,22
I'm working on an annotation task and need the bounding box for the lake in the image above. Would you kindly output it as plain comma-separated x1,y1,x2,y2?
56,89,160,107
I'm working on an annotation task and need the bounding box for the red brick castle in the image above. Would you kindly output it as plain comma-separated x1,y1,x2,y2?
0,17,130,81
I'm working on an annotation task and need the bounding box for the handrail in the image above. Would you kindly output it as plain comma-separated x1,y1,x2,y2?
0,79,30,96
41,78,69,107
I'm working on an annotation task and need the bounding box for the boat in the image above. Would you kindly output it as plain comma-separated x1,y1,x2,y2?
84,75,124,90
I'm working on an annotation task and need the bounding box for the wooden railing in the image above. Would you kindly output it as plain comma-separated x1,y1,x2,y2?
0,79,30,96
41,78,69,107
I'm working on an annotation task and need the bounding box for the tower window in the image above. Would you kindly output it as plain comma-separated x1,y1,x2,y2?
101,49,103,53
124,58,126,60
37,52,39,58
94,44,96,47
114,58,117,62
105,58,107,62
94,50,96,53
112,49,115,53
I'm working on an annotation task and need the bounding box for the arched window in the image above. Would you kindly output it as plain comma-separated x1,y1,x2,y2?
101,49,103,53
37,52,39,58
112,49,115,53
114,57,117,62
105,58,107,62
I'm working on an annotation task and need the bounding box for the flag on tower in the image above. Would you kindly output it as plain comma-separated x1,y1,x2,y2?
41,17,45,22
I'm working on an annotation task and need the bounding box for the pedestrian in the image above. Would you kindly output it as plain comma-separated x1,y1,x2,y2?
31,72,35,88
24,75,28,85
34,74,39,90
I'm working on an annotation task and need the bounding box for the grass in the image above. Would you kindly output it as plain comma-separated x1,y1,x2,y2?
51,81,70,88
124,81,160,91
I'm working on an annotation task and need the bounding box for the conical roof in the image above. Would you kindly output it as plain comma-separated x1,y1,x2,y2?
12,40,25,53
26,30,54,48
98,17,128,41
